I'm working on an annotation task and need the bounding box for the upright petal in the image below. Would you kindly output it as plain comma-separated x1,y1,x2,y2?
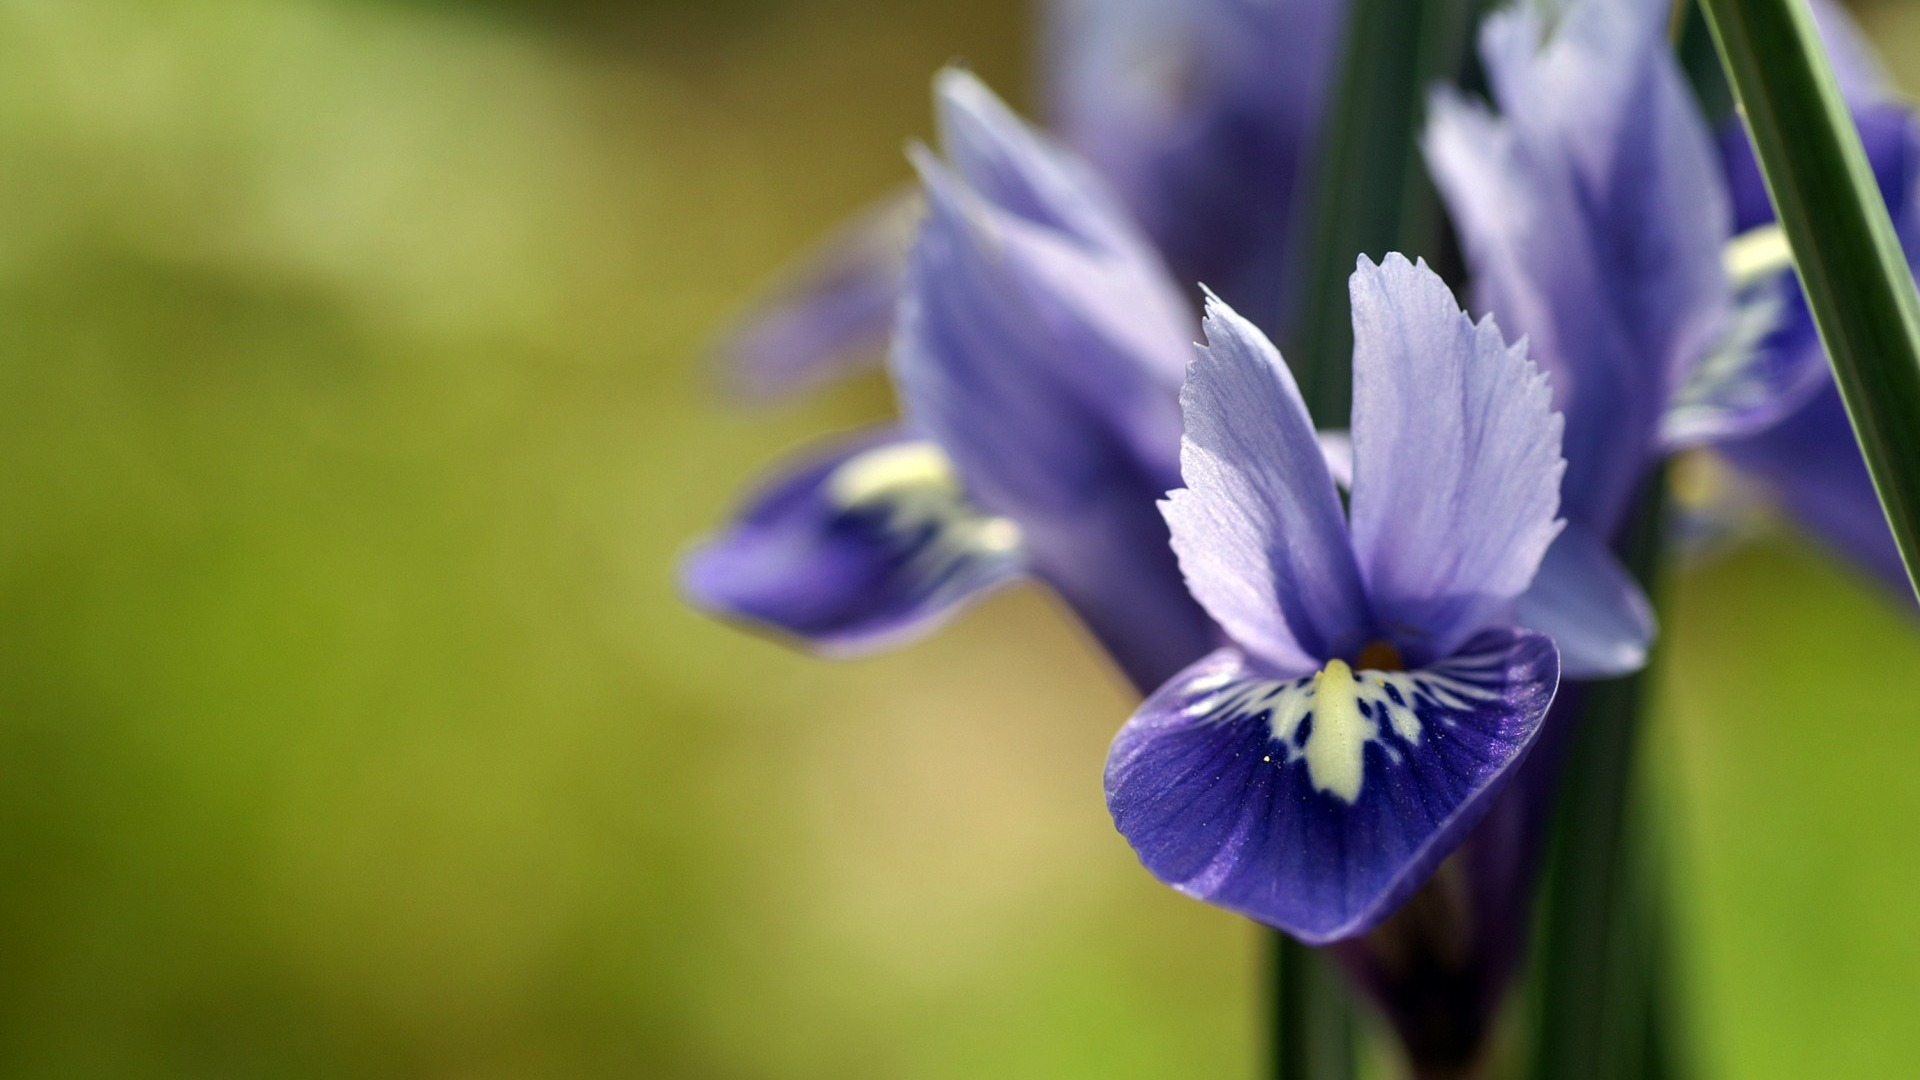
892,95,1214,688
681,428,1029,654
1106,629,1559,943
936,70,1149,268
933,69,1195,392
1347,255,1564,665
1162,296,1371,672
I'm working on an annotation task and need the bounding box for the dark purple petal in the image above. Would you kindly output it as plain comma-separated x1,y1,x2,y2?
713,194,917,401
1105,628,1559,943
1432,0,1730,536
1713,104,1920,459
1513,523,1655,679
681,427,1028,655
1042,0,1347,331
1347,255,1564,665
1163,296,1370,673
1718,385,1911,597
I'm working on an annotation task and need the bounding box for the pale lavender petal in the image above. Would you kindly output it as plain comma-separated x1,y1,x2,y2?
714,193,917,400
1162,296,1371,672
681,428,1028,655
934,69,1195,397
895,153,1188,511
1105,629,1559,943
1348,254,1564,666
935,68,1155,272
1513,523,1655,679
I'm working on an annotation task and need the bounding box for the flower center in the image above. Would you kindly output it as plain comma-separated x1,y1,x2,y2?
1353,639,1405,672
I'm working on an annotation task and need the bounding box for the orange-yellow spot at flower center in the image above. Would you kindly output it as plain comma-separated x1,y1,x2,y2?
1354,640,1405,672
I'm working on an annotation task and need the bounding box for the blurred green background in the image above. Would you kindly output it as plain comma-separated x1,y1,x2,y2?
0,0,1916,1076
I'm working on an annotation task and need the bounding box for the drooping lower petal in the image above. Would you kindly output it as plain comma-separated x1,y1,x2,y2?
1659,241,1826,450
1347,254,1565,665
681,428,1028,655
1513,523,1655,678
1105,628,1559,943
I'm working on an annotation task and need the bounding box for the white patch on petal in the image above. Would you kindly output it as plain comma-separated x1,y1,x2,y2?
1663,225,1802,448
1723,224,1791,287
827,440,1025,584
1189,649,1508,804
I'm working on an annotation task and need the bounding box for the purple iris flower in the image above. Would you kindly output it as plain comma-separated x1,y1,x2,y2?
717,0,1346,399
684,71,1215,692
1425,0,1749,544
1107,255,1569,943
1429,0,1916,602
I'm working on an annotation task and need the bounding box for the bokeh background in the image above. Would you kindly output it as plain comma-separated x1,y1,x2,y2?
1,0,1917,1076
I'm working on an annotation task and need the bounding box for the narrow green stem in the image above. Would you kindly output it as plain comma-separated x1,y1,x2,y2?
1526,474,1685,1080
1697,0,1920,601
1273,933,1357,1080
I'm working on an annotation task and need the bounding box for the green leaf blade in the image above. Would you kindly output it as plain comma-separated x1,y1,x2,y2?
1698,0,1920,601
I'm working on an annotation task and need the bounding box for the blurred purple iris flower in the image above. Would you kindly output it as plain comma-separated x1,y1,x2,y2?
1429,0,1917,599
1107,255,1569,943
684,71,1215,692
718,0,1347,399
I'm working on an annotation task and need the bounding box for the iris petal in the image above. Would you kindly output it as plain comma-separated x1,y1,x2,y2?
1429,0,1730,536
1162,296,1370,672
681,428,1027,655
1513,523,1655,679
1347,254,1564,665
892,75,1214,689
1106,628,1559,943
